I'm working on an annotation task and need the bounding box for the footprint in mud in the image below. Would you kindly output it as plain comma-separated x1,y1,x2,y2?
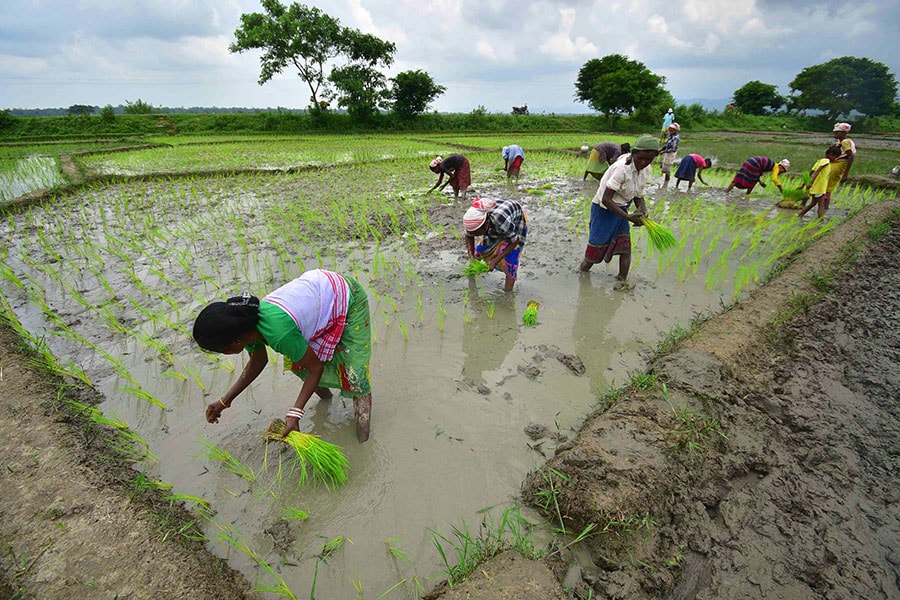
264,522,297,558
555,353,586,376
456,377,491,395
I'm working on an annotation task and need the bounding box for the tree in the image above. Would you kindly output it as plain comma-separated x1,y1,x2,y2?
123,99,155,114
788,56,898,119
732,81,785,115
230,0,395,111
389,70,446,118
327,29,395,120
329,64,389,122
100,105,116,124
575,54,668,116
67,104,95,116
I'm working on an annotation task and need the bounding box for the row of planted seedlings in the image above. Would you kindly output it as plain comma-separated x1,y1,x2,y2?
77,134,458,175
0,148,555,597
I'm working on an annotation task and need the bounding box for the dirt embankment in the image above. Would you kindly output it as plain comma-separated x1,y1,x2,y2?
432,199,900,599
0,329,259,599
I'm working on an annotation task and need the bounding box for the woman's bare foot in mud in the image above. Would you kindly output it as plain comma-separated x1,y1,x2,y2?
353,394,372,443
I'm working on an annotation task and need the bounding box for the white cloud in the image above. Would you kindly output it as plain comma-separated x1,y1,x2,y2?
539,8,597,60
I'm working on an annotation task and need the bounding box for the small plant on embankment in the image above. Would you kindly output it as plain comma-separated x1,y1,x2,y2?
662,384,726,455
429,505,539,586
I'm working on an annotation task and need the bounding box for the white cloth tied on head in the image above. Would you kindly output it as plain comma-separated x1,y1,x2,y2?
463,197,497,232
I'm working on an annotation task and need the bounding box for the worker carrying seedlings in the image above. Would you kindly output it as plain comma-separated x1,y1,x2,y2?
501,144,525,181
463,197,527,292
429,154,472,201
725,157,790,194
579,134,658,288
583,141,631,181
193,269,373,443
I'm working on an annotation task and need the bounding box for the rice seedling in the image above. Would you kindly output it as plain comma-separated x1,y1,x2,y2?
282,506,310,521
384,537,413,566
522,300,539,326
198,437,257,483
462,259,490,276
263,419,350,488
640,217,678,251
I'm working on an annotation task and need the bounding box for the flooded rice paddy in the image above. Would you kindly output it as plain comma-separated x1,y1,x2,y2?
0,138,887,598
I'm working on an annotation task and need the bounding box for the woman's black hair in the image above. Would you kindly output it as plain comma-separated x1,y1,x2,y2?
620,143,631,153
192,291,260,352
825,145,842,156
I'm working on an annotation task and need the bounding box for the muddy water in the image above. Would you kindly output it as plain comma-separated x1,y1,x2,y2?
0,173,820,598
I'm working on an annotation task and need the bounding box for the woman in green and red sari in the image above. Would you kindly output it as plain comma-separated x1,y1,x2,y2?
193,269,373,442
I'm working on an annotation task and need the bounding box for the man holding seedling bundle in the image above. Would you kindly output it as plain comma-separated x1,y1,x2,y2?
501,144,525,181
579,134,659,286
193,269,374,443
464,197,527,292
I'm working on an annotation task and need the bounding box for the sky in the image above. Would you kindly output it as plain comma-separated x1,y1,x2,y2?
1,0,898,114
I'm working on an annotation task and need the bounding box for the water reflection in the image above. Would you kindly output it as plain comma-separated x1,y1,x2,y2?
461,279,519,385
573,274,627,392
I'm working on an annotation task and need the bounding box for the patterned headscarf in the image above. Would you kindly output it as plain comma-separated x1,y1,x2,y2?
778,159,790,170
833,122,851,133
430,156,443,168
463,197,497,232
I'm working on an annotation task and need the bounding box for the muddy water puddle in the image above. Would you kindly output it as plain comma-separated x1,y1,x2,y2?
0,172,841,597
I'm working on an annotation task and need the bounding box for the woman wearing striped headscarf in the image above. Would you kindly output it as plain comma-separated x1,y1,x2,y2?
463,197,527,292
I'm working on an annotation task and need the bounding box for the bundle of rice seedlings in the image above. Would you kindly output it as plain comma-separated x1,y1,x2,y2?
522,300,540,326
463,259,490,276
263,419,350,488
776,171,812,209
640,218,677,251
776,187,807,209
